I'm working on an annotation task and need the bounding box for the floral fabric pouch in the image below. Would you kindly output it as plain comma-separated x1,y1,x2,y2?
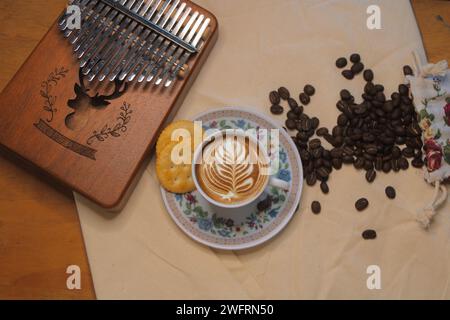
407,57,449,228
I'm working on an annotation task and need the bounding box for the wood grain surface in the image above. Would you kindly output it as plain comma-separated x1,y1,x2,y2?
0,0,449,299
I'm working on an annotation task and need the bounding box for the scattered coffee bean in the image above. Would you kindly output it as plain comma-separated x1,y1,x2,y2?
355,198,369,211
306,172,317,186
342,69,354,80
365,169,376,183
316,127,329,137
336,57,348,68
412,157,424,168
350,53,361,63
320,181,329,194
287,97,298,109
285,119,296,130
304,84,316,97
340,89,352,101
362,229,377,240
257,196,272,211
278,86,290,100
299,93,311,105
270,104,283,115
269,91,280,105
403,65,414,76
311,201,321,214
363,69,374,82
351,62,364,74
385,186,396,199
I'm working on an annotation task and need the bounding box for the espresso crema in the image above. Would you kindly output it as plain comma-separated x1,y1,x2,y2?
195,134,269,205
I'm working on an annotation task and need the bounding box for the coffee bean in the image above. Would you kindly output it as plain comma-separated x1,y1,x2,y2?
350,53,361,63
278,87,290,100
362,229,377,240
402,147,415,158
412,157,424,168
398,84,409,96
342,69,354,80
374,84,384,92
257,196,272,211
382,161,392,173
355,198,369,211
270,104,284,115
316,167,330,180
354,157,365,169
332,158,343,169
269,91,280,105
293,105,303,115
385,186,396,199
363,69,374,82
398,157,409,170
337,114,348,126
311,201,321,214
316,127,329,137
306,172,317,186
311,117,320,130
304,84,316,96
287,97,298,109
320,181,329,194
287,110,297,120
365,169,376,183
311,147,323,159
309,138,321,149
299,93,311,105
285,119,296,130
336,57,348,68
403,65,414,76
340,89,352,101
351,62,364,74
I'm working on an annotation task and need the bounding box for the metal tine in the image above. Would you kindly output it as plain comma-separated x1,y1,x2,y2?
110,0,167,81
98,0,172,78
143,0,189,82
151,12,203,84
164,17,210,87
134,5,192,82
124,0,184,82
68,0,117,49
85,0,152,80
136,7,197,83
95,0,158,81
66,0,111,42
78,0,138,67
104,0,177,81
75,0,132,56
113,1,185,82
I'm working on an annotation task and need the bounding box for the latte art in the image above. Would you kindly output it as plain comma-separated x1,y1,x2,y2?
196,135,269,205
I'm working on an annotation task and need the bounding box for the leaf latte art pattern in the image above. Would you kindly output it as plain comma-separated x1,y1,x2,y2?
196,136,268,204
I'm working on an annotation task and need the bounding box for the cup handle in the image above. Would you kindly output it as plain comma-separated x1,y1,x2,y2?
269,176,290,191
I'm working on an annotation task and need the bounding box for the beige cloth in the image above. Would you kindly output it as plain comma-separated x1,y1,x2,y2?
75,0,450,299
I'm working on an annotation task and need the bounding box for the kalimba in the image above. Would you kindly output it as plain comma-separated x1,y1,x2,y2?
0,0,218,209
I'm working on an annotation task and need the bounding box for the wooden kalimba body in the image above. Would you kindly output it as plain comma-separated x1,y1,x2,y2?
0,0,218,209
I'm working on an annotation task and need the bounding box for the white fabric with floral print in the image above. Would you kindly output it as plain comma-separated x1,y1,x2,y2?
408,69,450,184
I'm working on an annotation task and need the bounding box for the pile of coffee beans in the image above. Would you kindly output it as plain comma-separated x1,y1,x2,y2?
268,53,423,237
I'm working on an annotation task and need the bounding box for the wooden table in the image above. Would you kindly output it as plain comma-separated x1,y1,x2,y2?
0,0,449,299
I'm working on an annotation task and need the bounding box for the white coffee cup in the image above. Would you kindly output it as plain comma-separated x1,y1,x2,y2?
192,130,290,209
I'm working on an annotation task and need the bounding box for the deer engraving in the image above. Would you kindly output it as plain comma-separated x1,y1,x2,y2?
65,69,127,131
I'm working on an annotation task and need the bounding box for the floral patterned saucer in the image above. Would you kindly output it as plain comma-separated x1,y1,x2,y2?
160,107,303,250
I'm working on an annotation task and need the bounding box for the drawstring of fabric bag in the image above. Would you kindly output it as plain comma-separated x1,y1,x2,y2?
416,181,448,229
411,51,448,228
